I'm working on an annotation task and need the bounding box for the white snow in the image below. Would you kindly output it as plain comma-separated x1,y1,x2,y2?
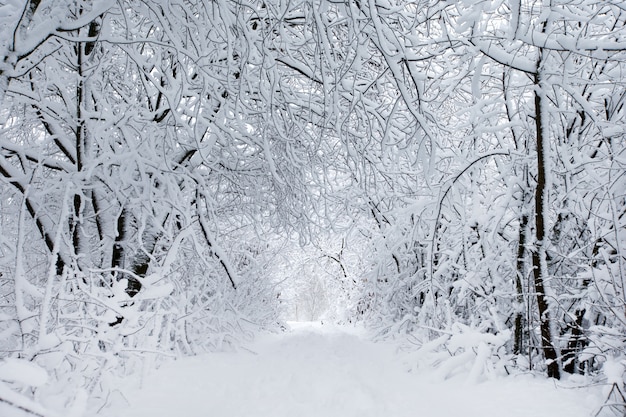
0,358,48,387
603,358,626,385
107,322,601,417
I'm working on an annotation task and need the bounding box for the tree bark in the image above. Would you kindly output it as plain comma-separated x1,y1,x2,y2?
532,66,561,380
514,209,528,355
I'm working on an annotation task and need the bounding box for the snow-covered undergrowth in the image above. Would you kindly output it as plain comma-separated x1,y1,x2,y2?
0,243,283,417
107,322,603,417
361,316,625,416
388,322,512,384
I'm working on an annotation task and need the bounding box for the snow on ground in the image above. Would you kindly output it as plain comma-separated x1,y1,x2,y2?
108,322,601,417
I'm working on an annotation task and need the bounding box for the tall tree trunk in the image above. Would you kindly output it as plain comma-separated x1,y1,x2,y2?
503,69,530,356
72,14,103,270
532,65,561,380
72,35,86,265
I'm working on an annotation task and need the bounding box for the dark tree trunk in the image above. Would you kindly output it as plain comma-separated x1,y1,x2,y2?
72,33,86,264
532,68,561,380
514,210,528,355
111,208,126,270
562,309,586,374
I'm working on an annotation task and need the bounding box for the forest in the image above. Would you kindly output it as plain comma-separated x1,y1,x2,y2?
0,0,624,415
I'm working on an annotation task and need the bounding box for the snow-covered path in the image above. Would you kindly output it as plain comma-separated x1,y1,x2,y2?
113,323,599,417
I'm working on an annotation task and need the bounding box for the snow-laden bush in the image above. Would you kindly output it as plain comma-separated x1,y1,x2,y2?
0,226,283,416
581,325,626,417
415,323,511,383
381,318,513,384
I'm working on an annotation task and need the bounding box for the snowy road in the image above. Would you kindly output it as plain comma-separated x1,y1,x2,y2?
113,322,599,417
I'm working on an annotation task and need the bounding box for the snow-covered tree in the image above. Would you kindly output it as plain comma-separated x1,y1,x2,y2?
0,0,624,414
0,0,325,412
